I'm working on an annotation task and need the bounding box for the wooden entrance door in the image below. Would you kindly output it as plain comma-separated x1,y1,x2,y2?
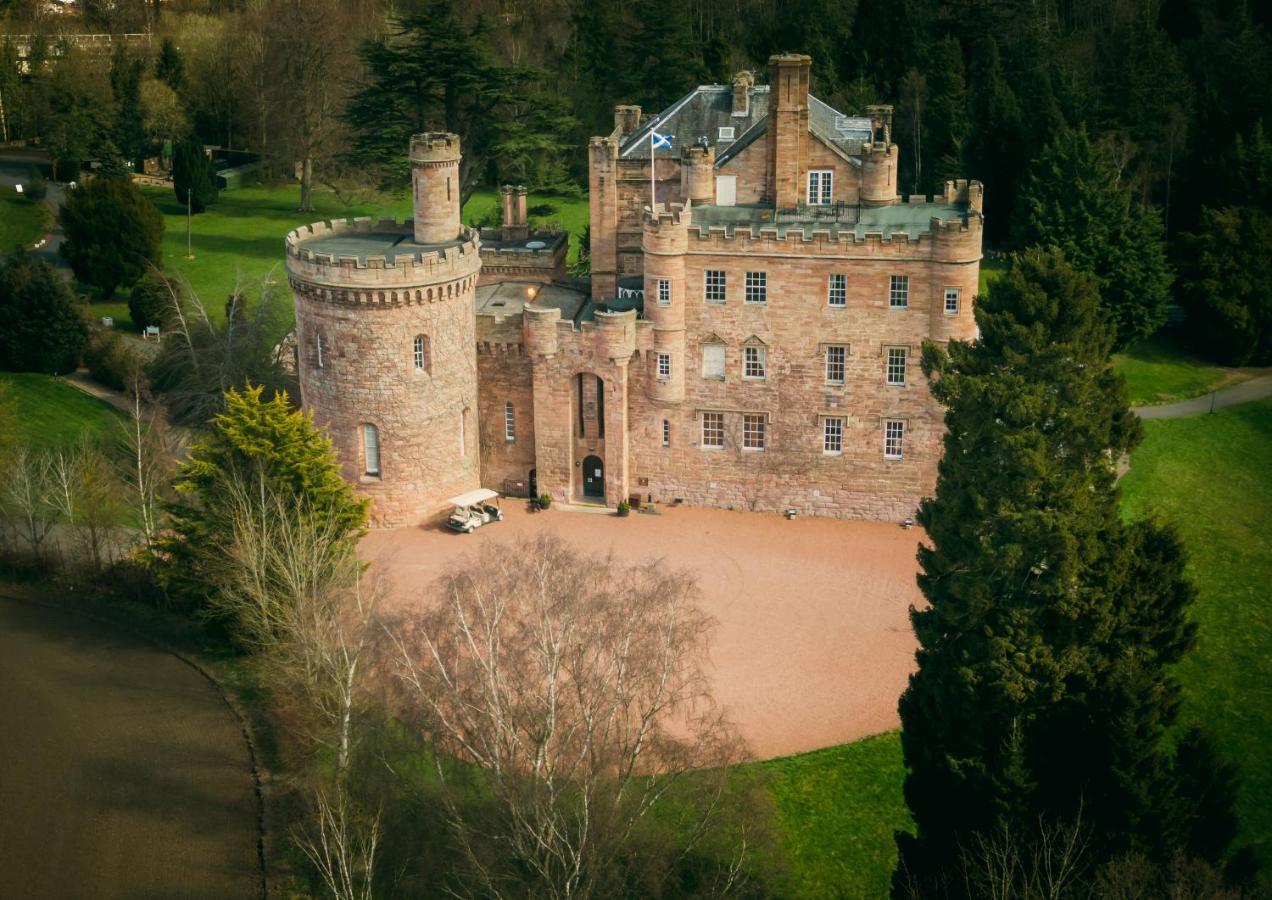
582,455,604,499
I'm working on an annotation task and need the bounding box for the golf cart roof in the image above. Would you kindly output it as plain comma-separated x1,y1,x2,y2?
448,488,499,507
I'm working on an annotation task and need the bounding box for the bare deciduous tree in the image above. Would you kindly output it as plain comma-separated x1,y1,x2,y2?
958,810,1089,900
3,446,58,563
294,782,382,900
47,438,123,573
117,377,181,556
387,534,767,899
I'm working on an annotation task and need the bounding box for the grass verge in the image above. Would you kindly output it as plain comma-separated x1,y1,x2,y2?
1121,398,1272,866
1114,332,1254,406
0,372,123,449
0,194,52,250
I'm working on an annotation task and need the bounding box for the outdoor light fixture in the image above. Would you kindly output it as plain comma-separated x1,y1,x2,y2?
526,286,538,300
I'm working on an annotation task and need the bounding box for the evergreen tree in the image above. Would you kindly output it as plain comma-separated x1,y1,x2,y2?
893,248,1227,897
159,384,368,614
1017,126,1172,348
964,38,1023,244
0,251,89,375
155,37,185,92
924,36,969,190
109,45,146,166
172,139,219,213
60,175,164,297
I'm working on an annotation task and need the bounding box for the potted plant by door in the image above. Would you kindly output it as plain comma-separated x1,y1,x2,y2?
538,493,552,510
616,500,631,517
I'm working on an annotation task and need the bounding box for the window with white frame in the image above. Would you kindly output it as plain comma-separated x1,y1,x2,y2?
702,343,725,379
657,278,671,306
824,417,844,454
413,334,429,371
889,275,909,308
702,412,724,449
886,347,907,386
808,169,833,205
825,345,846,384
828,273,847,307
743,414,766,450
657,352,671,380
884,419,905,459
316,333,325,369
662,419,670,447
705,270,726,304
504,402,515,442
718,126,735,141
362,424,380,476
944,287,960,314
745,271,767,304
743,345,766,380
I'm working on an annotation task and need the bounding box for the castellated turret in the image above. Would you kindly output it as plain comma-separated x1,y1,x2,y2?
287,132,480,526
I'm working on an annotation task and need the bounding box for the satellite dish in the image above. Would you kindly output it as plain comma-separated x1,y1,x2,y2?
525,240,546,250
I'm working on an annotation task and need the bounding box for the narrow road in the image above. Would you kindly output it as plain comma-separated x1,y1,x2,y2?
0,597,261,899
1133,374,1272,420
0,149,70,276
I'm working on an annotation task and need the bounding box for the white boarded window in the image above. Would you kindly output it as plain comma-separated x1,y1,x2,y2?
886,347,907,386
362,424,380,476
743,414,766,450
745,271,767,304
657,278,671,305
504,402,515,442
944,288,960,314
828,273,847,307
743,345,766,380
885,420,905,459
808,169,833,205
824,417,844,454
826,345,846,384
889,275,909,308
705,270,726,304
662,419,670,447
702,412,724,449
702,343,725,379
657,352,671,380
718,126,735,141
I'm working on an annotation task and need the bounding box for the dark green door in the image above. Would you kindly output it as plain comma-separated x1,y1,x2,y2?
582,455,604,499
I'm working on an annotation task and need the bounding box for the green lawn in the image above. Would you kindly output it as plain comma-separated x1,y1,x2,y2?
0,372,123,449
0,194,51,251
978,251,1008,296
116,182,588,326
1113,332,1253,406
1121,398,1272,866
761,733,910,898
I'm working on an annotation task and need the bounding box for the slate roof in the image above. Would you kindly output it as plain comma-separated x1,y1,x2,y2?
618,84,873,168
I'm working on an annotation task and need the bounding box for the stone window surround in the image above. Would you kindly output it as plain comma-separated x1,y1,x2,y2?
889,274,910,309
744,270,767,304
808,169,833,206
824,344,847,384
828,273,847,307
742,413,766,451
701,411,725,449
662,419,670,447
315,332,325,369
413,334,430,373
361,423,381,479
504,402,515,443
884,419,906,460
701,341,726,380
886,346,908,387
657,278,671,305
657,352,672,380
823,416,844,455
743,344,766,381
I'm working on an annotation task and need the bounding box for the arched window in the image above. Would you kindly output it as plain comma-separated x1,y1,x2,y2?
362,424,381,476
413,334,429,372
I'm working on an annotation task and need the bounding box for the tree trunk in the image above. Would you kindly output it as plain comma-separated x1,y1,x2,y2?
300,156,314,212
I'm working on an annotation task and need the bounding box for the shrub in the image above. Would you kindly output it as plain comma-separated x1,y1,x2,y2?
83,329,143,391
172,139,218,213
538,493,552,509
128,272,176,331
53,157,81,183
60,176,164,297
0,251,88,374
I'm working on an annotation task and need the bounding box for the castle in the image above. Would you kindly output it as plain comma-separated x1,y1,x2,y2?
286,54,983,527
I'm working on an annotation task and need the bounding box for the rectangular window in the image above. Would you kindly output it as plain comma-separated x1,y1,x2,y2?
886,347,907,386
413,335,426,370
808,169,833,205
889,275,909,309
944,288,960,314
662,419,670,447
828,273,847,307
744,271,767,304
743,345,766,380
316,333,325,369
363,424,380,476
657,278,671,306
504,402,515,443
825,345,846,384
743,414,766,451
705,270,726,304
718,126,735,141
884,420,905,459
702,343,725,379
702,412,724,449
657,353,671,380
824,417,844,454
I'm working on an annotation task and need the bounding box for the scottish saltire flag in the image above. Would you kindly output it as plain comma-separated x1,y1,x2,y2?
650,131,673,150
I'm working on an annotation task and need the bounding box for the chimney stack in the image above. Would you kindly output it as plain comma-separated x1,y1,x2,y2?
614,105,642,137
766,54,811,209
500,184,529,240
731,71,755,117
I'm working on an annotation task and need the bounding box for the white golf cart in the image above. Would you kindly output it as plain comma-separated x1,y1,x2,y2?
446,488,504,534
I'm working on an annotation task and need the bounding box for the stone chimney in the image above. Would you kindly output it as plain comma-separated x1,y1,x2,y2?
500,184,528,240
731,71,755,117
866,104,893,147
614,104,642,137
766,54,811,209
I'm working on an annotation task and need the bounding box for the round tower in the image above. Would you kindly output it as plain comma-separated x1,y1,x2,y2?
411,132,462,244
287,132,481,527
642,204,688,403
681,145,715,204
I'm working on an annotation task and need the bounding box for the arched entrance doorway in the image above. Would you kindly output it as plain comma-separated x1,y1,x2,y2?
582,455,604,500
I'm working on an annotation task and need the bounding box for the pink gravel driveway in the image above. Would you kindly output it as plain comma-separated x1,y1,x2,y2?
362,504,924,761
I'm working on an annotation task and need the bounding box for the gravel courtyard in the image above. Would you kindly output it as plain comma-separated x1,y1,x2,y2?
363,503,924,761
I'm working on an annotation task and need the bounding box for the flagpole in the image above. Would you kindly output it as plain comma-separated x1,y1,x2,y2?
650,129,656,212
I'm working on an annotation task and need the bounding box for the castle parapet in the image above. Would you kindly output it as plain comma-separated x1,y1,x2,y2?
523,304,561,357
591,308,637,362
285,219,482,293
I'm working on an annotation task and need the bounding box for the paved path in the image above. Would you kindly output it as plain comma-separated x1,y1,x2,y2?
1133,374,1272,420
0,149,70,276
0,597,261,899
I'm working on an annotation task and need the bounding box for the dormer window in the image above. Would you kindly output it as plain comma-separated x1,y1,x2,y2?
718,126,735,142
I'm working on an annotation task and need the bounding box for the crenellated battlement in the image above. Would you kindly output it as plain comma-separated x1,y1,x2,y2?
643,202,692,229
409,132,461,163
285,218,482,290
